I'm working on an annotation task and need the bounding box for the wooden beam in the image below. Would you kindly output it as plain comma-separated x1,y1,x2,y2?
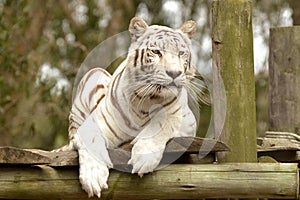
0,137,229,166
269,26,300,134
0,163,298,199
211,0,257,162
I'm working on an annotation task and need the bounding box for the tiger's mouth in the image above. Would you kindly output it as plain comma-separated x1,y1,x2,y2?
154,82,182,91
167,81,178,87
163,81,183,89
132,82,182,101
154,82,183,98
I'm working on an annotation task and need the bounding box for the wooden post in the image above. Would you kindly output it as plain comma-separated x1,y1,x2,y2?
269,27,300,134
0,163,298,199
211,0,257,162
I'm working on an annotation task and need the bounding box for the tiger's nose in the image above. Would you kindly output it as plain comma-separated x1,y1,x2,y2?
166,70,182,79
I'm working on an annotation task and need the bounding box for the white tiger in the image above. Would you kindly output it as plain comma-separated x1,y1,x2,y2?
60,17,200,198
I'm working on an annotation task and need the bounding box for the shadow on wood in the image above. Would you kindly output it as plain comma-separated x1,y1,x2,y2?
0,137,229,166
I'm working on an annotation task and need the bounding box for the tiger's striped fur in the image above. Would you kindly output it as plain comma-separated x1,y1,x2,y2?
62,17,200,198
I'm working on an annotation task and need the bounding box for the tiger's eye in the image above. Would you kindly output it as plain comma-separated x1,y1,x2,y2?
179,51,185,56
151,49,162,57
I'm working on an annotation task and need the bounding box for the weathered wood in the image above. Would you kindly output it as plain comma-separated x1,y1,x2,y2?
257,131,300,152
269,26,300,134
0,147,51,165
0,137,229,166
257,131,300,162
0,163,297,199
211,0,257,162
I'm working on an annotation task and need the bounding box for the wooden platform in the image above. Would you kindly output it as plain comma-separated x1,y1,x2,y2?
0,137,299,199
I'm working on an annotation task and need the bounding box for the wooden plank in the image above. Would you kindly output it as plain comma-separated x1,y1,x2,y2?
0,146,51,165
0,137,229,166
269,26,300,134
211,0,257,162
0,163,298,199
257,131,300,152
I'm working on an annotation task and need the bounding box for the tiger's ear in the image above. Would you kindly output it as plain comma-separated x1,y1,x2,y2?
129,17,148,42
178,20,197,39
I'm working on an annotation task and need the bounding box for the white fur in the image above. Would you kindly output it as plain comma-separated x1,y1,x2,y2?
65,18,199,198
74,112,112,198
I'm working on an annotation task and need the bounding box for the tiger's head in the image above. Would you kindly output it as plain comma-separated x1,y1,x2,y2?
124,17,198,102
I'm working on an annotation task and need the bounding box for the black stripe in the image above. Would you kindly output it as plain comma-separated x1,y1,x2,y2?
110,69,139,131
123,92,148,120
156,29,172,35
189,53,192,70
74,103,86,119
82,69,110,111
148,96,177,116
68,125,77,132
140,49,144,67
90,94,105,113
170,106,181,115
69,117,81,128
82,68,101,88
134,49,139,67
79,84,90,112
162,96,177,108
89,84,104,102
140,118,151,127
146,97,177,122
100,110,123,141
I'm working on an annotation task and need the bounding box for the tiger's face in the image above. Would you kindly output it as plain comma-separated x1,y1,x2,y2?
125,18,197,101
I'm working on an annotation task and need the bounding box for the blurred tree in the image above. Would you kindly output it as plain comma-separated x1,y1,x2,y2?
0,0,161,149
0,0,71,149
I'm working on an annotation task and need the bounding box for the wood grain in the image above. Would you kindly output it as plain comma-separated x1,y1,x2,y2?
211,0,257,162
269,26,300,134
0,163,297,199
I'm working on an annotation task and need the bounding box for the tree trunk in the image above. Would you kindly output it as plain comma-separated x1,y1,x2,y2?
269,27,300,134
211,0,257,162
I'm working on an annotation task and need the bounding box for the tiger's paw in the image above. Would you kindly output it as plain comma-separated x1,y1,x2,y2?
128,140,164,176
78,152,110,198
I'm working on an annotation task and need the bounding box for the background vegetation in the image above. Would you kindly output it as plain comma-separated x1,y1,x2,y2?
0,0,299,150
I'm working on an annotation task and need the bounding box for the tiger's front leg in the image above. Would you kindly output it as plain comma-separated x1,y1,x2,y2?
128,136,167,176
128,88,197,176
73,111,113,198
128,108,183,176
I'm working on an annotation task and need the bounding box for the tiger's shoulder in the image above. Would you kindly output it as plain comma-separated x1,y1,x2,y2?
68,68,111,136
